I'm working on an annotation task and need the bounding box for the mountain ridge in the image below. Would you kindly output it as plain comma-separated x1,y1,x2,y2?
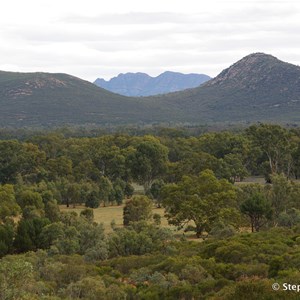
94,71,211,96
1,52,300,127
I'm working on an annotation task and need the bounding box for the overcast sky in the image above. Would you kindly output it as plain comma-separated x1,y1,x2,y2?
0,0,299,81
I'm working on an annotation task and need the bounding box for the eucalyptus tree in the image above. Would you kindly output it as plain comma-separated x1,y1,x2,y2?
162,169,237,237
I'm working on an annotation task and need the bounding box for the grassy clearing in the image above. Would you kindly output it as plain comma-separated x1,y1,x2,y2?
59,204,201,239
235,176,266,185
59,204,171,233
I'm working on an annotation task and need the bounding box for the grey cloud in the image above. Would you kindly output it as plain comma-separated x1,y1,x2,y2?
1,1,300,81
4,23,178,44
5,4,299,48
62,12,196,25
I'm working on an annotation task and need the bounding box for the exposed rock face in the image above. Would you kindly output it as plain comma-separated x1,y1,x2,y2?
205,53,300,90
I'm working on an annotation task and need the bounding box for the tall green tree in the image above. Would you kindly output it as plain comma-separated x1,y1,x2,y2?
246,124,295,177
240,188,272,232
14,217,50,252
268,173,291,223
85,190,100,208
217,153,249,183
127,138,168,192
162,170,237,237
98,176,113,207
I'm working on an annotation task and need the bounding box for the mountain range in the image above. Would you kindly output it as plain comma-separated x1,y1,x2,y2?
0,52,300,128
94,71,211,96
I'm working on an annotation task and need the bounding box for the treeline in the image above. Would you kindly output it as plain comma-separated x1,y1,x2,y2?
2,123,300,184
0,123,224,140
1,123,300,205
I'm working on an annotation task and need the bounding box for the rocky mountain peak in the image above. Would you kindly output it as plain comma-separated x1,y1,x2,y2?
204,53,282,87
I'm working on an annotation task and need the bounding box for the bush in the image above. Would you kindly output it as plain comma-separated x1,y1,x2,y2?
80,208,94,222
153,213,161,226
85,191,100,208
123,195,153,226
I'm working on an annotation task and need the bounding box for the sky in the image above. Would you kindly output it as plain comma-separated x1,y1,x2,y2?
0,0,299,81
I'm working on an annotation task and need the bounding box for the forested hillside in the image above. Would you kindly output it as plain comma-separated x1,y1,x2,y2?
0,70,164,127
1,124,300,298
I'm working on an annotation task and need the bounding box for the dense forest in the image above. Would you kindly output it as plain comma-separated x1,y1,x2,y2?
2,123,300,299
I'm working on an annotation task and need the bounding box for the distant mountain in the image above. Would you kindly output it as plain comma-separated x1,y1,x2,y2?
1,53,300,128
94,71,211,96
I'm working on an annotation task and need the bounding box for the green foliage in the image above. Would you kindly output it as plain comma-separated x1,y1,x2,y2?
127,139,168,191
278,208,300,228
59,182,84,208
45,199,60,222
215,241,252,264
99,176,113,206
108,221,173,257
124,182,134,198
85,190,100,208
269,173,293,222
80,208,94,222
123,195,153,226
246,124,294,177
148,179,165,207
17,190,44,210
152,213,162,226
0,184,20,221
0,223,14,257
39,222,65,249
216,278,296,300
0,257,34,300
218,153,249,183
0,140,45,184
73,159,101,182
209,222,237,239
268,256,284,278
46,156,73,180
0,227,300,299
113,184,124,206
240,190,272,232
62,276,106,299
0,140,24,183
162,169,237,237
1,127,300,299
14,217,50,252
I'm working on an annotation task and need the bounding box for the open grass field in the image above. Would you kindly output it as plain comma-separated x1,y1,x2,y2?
59,179,265,239
59,204,173,233
59,204,203,240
